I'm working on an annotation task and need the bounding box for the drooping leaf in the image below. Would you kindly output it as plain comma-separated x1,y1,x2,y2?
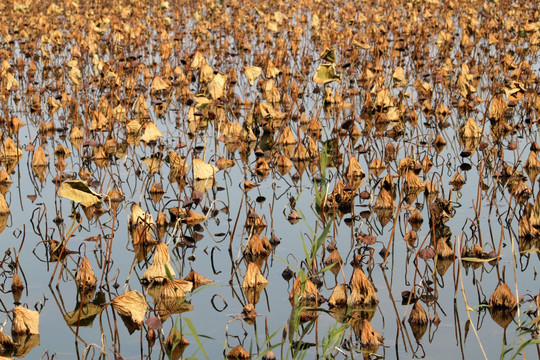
313,63,340,84
58,180,102,207
244,66,262,86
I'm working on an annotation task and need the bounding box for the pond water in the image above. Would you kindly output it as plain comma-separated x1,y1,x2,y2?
0,1,539,360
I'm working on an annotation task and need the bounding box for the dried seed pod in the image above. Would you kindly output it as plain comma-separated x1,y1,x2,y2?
75,257,97,290
142,242,175,283
12,306,39,335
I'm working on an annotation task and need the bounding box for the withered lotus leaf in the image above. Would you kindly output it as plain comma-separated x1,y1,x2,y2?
324,248,342,276
126,120,142,135
184,270,213,288
275,154,292,175
161,279,193,299
227,344,250,360
0,193,10,215
75,257,97,290
328,284,348,307
193,158,218,180
524,150,540,169
408,301,428,325
0,330,14,350
489,283,517,309
289,276,319,305
9,117,25,133
142,242,175,283
184,210,207,226
130,203,155,228
12,307,39,335
243,180,258,192
0,169,12,184
58,180,102,207
449,172,466,190
348,268,378,306
313,63,340,84
435,238,455,259
359,319,383,348
459,117,482,139
216,157,235,170
150,76,171,92
140,122,163,143
0,137,22,159
166,328,189,360
265,59,281,79
368,158,387,176
345,156,365,186
31,146,47,167
245,234,268,257
242,262,269,289
54,144,72,159
373,188,394,211
208,73,227,99
111,290,148,328
392,66,406,87
244,66,262,86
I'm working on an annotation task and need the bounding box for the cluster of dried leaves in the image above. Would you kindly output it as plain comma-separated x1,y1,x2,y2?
0,0,539,358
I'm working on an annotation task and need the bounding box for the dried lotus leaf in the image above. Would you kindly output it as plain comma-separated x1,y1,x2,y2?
0,193,10,215
227,345,250,359
184,270,213,288
111,290,148,328
359,319,382,348
0,137,22,159
142,242,175,283
75,257,97,290
289,275,319,305
489,283,517,309
408,301,428,324
348,268,378,306
193,158,218,180
244,66,262,86
242,262,269,289
328,284,348,307
161,279,193,299
58,180,102,207
141,122,163,143
12,306,39,335
31,146,47,167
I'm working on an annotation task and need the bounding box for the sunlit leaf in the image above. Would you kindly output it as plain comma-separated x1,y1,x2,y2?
244,66,262,86
313,63,340,84
58,180,102,207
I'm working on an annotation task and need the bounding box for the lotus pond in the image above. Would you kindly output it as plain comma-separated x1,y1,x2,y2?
0,0,538,359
